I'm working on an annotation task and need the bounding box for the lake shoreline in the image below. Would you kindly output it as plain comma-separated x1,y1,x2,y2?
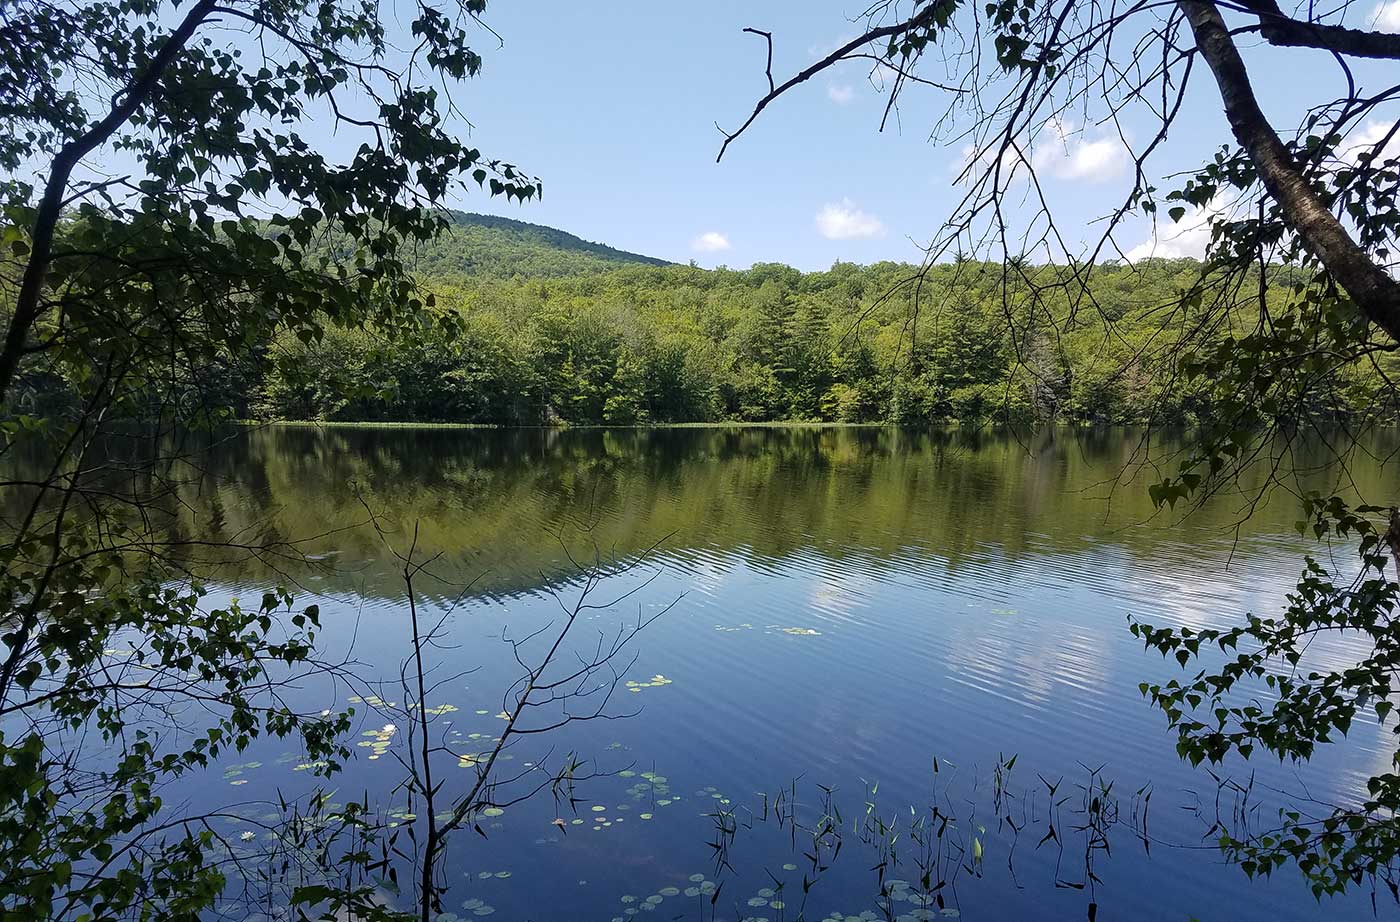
236,418,1101,431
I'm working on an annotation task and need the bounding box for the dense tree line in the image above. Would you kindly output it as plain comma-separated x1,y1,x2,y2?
242,257,1400,427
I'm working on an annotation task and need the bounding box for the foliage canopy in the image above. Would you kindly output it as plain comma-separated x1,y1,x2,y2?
0,0,536,917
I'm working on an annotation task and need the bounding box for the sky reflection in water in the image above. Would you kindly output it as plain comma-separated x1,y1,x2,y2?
112,426,1400,921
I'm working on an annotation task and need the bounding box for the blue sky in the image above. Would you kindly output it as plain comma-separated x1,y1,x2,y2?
409,1,1399,270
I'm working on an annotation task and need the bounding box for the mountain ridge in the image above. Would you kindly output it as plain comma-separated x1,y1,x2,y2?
406,210,672,278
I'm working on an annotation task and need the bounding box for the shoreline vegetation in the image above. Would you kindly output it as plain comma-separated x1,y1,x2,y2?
19,213,1399,431
240,418,1341,434
216,215,1400,429
241,418,904,429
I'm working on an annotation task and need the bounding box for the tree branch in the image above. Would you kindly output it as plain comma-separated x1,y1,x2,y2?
717,4,961,162
0,0,217,404
1231,0,1400,59
1181,0,1400,342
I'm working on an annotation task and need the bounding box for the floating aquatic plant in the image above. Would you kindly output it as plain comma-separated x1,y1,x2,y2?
356,724,399,760
625,674,674,692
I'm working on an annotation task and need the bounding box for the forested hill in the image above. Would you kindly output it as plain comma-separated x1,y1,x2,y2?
406,211,672,278
19,228,1399,426
249,257,1400,428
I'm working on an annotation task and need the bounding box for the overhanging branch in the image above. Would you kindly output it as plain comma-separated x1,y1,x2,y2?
1232,0,1400,60
716,3,961,162
1182,0,1400,342
0,0,218,405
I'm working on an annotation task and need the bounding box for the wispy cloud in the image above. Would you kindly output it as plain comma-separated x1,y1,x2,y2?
1343,119,1400,164
952,118,1127,186
827,83,855,105
692,231,732,253
815,199,886,240
1031,118,1128,182
808,33,861,58
1373,0,1400,31
954,141,1028,184
1125,195,1230,262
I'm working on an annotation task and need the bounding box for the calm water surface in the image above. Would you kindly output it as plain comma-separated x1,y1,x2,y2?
131,427,1400,920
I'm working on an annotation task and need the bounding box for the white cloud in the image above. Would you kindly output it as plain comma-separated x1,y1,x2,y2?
1343,119,1400,165
1054,137,1127,179
1127,120,1399,263
808,33,861,58
692,231,731,253
1031,118,1128,182
1125,195,1230,261
815,199,886,240
954,141,1030,184
1126,119,1400,265
951,118,1125,186
827,83,855,105
1373,0,1400,31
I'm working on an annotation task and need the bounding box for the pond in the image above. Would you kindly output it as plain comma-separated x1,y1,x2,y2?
78,426,1400,920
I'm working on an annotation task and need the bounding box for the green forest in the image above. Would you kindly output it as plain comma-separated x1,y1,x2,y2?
233,213,1397,427
8,0,1400,917
15,211,1398,428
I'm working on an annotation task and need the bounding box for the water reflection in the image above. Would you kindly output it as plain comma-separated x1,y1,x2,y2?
84,424,1395,598
11,424,1397,920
